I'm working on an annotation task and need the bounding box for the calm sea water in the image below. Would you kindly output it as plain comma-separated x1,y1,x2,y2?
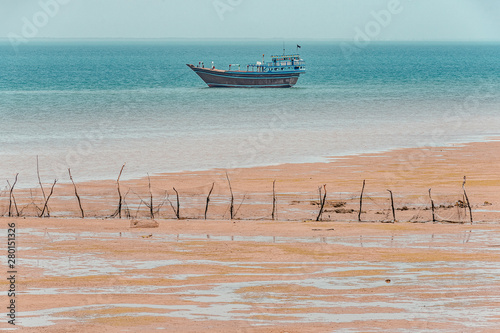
1,41,500,186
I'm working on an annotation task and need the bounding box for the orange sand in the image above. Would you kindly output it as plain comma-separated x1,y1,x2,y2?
2,139,500,223
1,139,500,332
1,219,500,332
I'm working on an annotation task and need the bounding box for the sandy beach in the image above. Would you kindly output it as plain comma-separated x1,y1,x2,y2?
3,138,500,223
1,139,500,332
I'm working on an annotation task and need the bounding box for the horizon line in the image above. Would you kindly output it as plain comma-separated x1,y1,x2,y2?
1,37,500,43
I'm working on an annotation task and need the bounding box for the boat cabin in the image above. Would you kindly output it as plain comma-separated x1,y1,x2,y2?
246,54,306,73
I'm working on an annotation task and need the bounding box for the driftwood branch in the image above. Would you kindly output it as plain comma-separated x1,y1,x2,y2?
316,184,327,221
40,180,57,218
205,182,215,220
358,180,365,222
68,168,84,218
462,176,473,224
226,172,234,220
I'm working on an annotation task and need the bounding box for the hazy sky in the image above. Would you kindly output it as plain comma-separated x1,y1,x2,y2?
1,0,499,40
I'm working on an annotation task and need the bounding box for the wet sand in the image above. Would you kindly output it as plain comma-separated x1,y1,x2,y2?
2,139,500,223
1,139,500,331
1,218,500,332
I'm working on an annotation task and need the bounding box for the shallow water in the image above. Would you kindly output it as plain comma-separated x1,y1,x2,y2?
1,41,500,187
18,260,500,329
14,225,500,330
17,227,500,253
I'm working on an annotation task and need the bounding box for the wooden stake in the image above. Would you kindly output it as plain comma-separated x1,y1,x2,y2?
428,188,436,223
316,184,327,221
7,174,19,217
226,172,234,220
173,187,180,219
205,182,215,220
11,190,19,217
147,174,154,219
358,180,365,222
462,176,473,224
68,168,84,218
40,180,57,218
387,189,396,223
111,163,126,218
272,180,277,220
37,156,48,215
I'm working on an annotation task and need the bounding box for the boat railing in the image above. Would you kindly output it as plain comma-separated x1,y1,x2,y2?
246,63,268,72
245,61,306,72
271,54,301,59
266,60,306,67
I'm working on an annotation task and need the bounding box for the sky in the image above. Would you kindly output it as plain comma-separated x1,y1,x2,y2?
1,0,499,41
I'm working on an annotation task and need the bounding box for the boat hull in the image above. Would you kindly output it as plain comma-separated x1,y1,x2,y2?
187,64,301,88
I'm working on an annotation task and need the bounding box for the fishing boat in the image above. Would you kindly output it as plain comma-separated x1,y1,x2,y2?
187,51,306,88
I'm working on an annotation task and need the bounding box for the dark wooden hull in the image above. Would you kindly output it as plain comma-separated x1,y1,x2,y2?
187,64,301,88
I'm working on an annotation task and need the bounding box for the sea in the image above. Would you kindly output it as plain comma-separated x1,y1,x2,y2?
1,40,500,187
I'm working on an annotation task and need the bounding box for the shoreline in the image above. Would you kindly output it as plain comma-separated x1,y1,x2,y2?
1,138,500,223
3,134,499,186
2,134,499,191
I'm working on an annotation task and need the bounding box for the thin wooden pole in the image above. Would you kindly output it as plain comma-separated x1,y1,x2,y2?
428,188,436,223
68,168,84,218
7,174,19,217
358,180,365,222
147,174,154,219
40,180,57,218
272,180,277,220
462,176,473,224
226,172,234,220
37,156,49,216
205,182,215,220
173,187,180,219
316,185,327,221
387,189,396,223
111,163,126,218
